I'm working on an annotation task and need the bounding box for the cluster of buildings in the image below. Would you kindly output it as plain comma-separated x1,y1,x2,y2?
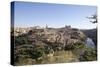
14,27,31,36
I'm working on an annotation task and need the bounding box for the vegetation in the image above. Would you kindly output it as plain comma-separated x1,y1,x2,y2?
87,14,97,23
79,47,97,61
15,34,33,46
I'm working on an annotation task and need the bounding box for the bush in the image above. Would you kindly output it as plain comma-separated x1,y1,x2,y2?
15,34,33,46
65,42,85,50
79,48,97,61
73,42,85,49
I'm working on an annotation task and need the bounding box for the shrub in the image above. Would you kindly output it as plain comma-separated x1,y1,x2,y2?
65,42,85,50
79,48,97,61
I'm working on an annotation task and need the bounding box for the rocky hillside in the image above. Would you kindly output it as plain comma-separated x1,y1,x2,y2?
15,26,86,48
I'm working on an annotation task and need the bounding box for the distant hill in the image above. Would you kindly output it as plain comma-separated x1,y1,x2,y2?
81,28,97,47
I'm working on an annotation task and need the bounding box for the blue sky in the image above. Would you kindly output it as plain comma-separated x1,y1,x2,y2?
13,1,97,29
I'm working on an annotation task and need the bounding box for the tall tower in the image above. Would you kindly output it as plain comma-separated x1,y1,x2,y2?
46,24,48,29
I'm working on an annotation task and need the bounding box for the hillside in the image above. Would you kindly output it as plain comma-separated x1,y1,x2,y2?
13,26,97,65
